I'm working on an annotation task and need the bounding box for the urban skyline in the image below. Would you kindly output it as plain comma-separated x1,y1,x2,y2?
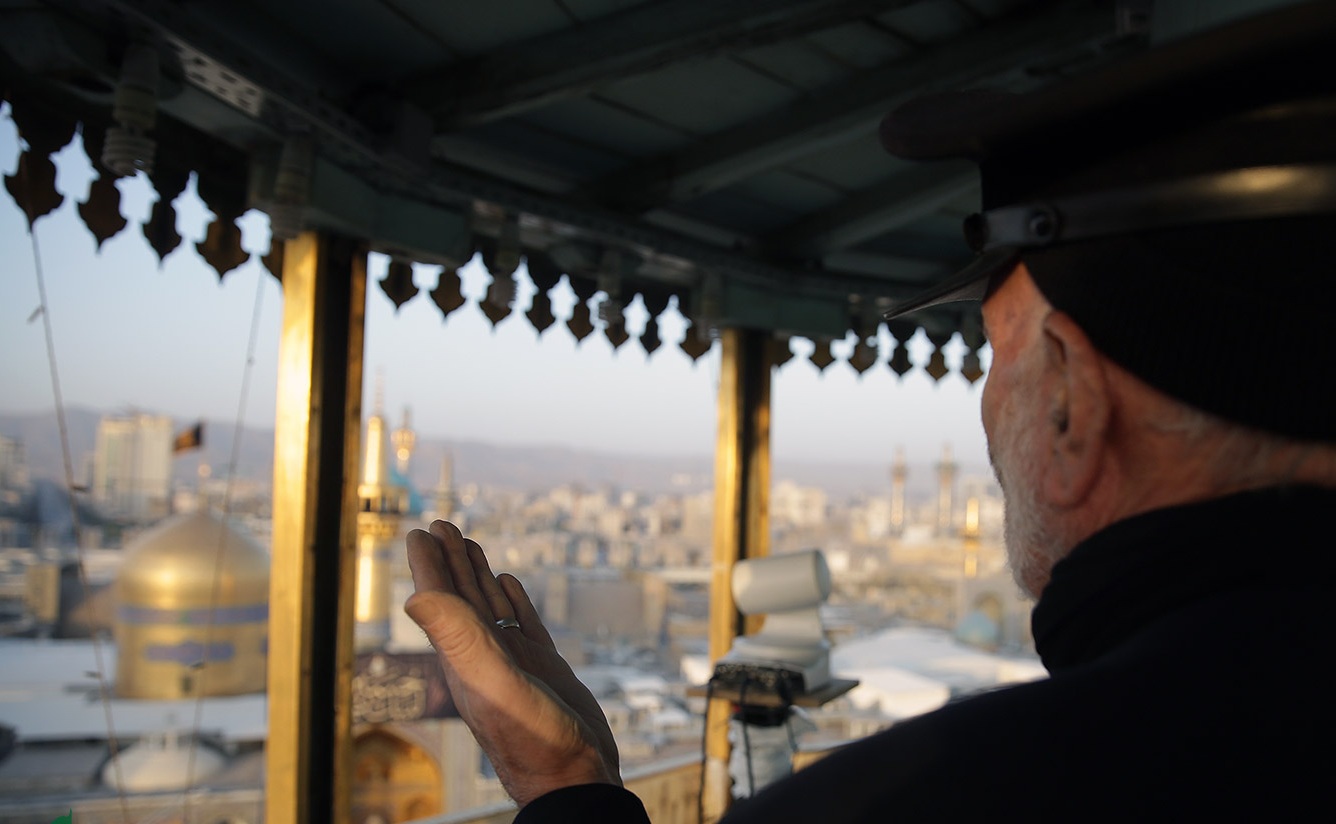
0,113,994,477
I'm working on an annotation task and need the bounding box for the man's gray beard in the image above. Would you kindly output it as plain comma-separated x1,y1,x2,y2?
991,432,1070,600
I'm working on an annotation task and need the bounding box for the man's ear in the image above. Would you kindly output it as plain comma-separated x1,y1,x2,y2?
1039,311,1112,507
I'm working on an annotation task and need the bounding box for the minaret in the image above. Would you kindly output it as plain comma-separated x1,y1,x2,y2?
355,380,401,652
889,447,907,534
961,488,981,578
936,443,957,535
362,382,388,490
392,406,415,479
432,452,455,523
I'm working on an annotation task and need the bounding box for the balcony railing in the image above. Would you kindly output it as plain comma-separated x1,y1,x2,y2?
413,743,850,824
413,753,703,824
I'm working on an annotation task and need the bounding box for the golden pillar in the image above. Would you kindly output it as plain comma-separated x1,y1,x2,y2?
268,231,366,824
704,327,773,821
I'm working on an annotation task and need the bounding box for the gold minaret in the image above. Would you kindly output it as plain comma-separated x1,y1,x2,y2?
392,406,416,478
355,380,405,651
936,443,957,535
961,492,981,578
889,446,907,534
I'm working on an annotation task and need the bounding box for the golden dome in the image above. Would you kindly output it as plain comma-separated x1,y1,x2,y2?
114,511,270,699
117,510,269,608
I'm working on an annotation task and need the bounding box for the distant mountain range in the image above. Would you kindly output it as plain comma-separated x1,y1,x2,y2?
0,407,989,500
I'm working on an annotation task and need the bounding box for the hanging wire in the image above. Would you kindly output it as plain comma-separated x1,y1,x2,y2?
182,232,269,819
697,676,717,824
19,123,133,824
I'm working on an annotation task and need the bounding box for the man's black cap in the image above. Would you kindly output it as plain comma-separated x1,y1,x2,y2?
880,1,1336,442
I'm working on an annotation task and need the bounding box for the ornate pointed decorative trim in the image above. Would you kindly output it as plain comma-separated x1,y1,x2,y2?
679,323,713,361
809,338,835,372
5,151,62,228
144,166,189,264
378,259,418,310
197,215,250,279
566,274,598,343
848,337,878,375
79,175,127,248
924,331,952,382
430,268,467,319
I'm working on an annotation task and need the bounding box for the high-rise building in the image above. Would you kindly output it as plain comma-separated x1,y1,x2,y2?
0,434,27,491
91,413,173,521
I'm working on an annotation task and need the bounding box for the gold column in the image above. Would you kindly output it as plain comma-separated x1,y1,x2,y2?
704,327,772,822
267,231,366,824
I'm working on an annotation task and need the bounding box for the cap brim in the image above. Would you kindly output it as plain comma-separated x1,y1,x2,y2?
882,248,1019,320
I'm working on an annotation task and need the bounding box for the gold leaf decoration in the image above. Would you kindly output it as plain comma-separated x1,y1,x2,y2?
78,176,127,248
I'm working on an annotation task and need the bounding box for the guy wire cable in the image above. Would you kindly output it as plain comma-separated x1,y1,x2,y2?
697,676,716,824
18,120,132,824
182,258,268,820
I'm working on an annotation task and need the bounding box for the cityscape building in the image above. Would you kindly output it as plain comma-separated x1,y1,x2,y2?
91,413,173,522
0,402,1032,823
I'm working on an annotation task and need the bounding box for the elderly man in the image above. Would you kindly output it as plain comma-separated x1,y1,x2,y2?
405,4,1336,821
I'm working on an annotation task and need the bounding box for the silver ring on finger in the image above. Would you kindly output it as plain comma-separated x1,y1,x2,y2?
495,616,521,630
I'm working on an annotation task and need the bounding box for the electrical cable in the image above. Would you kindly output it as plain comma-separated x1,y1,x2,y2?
19,121,132,824
697,676,716,824
183,259,268,819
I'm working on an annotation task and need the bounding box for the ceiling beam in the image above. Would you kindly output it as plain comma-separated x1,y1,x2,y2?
767,161,977,259
580,4,1111,212
402,0,922,128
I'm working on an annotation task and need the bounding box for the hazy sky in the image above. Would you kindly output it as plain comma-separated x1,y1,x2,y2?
0,105,992,473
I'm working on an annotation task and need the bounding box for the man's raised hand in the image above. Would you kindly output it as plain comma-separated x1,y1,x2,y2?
405,520,621,806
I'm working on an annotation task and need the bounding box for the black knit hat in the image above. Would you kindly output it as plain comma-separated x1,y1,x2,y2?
880,2,1336,442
